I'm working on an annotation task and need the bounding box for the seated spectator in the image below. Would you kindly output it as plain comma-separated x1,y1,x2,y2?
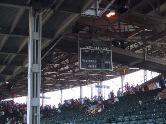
138,100,142,106
155,89,166,100
144,85,149,91
114,97,119,103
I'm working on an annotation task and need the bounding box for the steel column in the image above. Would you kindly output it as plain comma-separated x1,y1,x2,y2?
27,8,42,124
121,75,125,94
80,86,83,99
91,84,93,99
60,89,63,104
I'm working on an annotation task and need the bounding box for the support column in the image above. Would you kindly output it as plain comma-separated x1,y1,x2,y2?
91,84,93,99
121,75,125,94
42,70,44,107
41,92,44,107
144,70,147,83
144,48,147,83
27,8,42,124
80,86,83,99
98,82,102,100
60,89,63,104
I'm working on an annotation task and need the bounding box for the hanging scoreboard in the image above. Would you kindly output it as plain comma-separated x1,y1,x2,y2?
80,48,113,70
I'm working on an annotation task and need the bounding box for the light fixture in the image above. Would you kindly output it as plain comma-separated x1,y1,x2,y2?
129,68,139,70
106,75,114,77
88,73,99,76
106,10,116,18
80,80,87,82
59,79,65,81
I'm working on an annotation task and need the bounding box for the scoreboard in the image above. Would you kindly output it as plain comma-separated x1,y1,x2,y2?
80,48,113,70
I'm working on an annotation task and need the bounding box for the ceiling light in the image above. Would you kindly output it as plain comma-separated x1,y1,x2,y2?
91,80,100,83
59,79,65,81
80,80,87,82
106,10,115,18
129,68,139,70
106,75,114,77
88,74,99,76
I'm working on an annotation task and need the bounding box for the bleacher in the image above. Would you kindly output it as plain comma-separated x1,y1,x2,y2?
41,88,166,124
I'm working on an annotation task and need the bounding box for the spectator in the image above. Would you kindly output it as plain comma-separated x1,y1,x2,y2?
138,100,142,106
135,84,140,92
159,75,165,89
130,84,135,93
144,85,149,91
125,82,131,93
108,90,115,103
114,97,119,103
23,112,27,124
117,88,122,97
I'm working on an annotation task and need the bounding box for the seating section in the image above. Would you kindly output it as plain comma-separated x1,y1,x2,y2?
41,88,166,124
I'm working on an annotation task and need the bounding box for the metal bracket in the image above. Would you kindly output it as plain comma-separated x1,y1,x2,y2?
31,98,39,106
33,32,40,40
32,64,40,72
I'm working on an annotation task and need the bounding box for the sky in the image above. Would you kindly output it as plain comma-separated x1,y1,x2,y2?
12,69,159,107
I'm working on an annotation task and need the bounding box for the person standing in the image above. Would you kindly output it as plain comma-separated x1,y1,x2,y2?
23,112,27,124
117,88,122,97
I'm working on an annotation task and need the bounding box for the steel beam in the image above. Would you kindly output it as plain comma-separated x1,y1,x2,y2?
27,8,42,124
0,51,27,56
0,31,51,40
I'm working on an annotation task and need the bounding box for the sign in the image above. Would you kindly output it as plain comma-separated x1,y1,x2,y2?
95,85,110,89
40,96,51,99
80,48,113,70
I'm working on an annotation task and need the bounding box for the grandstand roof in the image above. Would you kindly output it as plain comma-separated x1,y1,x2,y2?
0,0,166,98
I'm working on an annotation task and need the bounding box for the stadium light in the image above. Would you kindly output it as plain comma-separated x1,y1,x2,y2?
106,10,115,18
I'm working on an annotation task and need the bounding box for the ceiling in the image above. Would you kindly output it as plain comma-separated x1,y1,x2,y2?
0,0,166,98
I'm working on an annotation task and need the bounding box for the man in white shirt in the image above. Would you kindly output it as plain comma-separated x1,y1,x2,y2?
117,88,122,97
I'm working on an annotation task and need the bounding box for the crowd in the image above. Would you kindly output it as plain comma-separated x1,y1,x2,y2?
124,83,142,95
57,96,105,115
107,83,152,104
1,76,166,124
0,101,26,124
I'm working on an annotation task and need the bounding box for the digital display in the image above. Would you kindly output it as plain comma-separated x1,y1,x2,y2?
80,48,113,70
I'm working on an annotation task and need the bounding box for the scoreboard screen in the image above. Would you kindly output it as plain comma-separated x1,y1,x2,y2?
80,48,113,70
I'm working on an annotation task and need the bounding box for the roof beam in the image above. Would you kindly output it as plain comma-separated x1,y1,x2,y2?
0,51,27,56
0,31,51,41
132,30,166,51
112,46,166,72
